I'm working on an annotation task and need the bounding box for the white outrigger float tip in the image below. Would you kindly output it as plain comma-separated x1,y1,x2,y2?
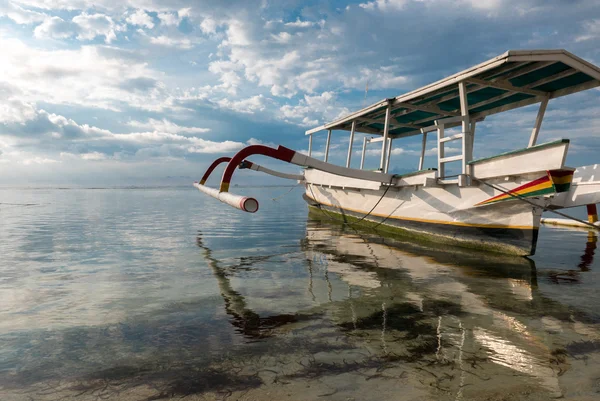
195,49,600,256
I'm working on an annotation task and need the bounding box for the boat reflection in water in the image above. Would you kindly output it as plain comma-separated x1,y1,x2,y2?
296,213,600,400
196,232,314,339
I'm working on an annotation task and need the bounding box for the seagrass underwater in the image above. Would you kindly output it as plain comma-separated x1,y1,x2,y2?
1,186,599,400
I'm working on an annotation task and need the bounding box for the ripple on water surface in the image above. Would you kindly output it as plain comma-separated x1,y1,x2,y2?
0,186,599,400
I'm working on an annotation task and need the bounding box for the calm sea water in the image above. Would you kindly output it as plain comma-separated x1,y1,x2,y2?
1,186,599,401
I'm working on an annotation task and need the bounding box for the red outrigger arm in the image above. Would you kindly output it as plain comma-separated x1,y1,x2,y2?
218,145,296,191
199,157,231,185
194,144,396,212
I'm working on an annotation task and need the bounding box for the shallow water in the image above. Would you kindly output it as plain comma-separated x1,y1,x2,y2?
1,186,599,400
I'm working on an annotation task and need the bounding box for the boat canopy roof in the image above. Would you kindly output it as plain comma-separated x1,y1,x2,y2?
306,50,600,138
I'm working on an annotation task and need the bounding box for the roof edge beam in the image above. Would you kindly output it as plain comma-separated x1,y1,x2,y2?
322,99,390,132
483,61,554,82
508,53,600,81
356,117,421,130
391,100,460,117
466,77,547,97
415,61,556,113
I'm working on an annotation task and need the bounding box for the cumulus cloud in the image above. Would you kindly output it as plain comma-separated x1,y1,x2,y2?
126,118,211,134
0,2,46,24
200,17,218,34
33,13,123,42
72,12,122,43
126,9,155,29
0,105,251,168
280,92,350,127
216,95,267,114
0,37,167,111
149,35,194,49
576,19,600,42
22,157,60,165
157,11,180,27
33,16,77,39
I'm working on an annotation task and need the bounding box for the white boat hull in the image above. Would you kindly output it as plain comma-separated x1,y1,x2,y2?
304,182,543,256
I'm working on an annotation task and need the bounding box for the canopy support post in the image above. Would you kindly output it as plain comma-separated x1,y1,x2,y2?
308,134,313,156
437,124,445,178
470,121,476,156
324,129,331,162
379,104,391,171
360,137,368,169
458,82,471,175
528,96,549,148
418,130,427,171
385,138,392,174
346,121,355,168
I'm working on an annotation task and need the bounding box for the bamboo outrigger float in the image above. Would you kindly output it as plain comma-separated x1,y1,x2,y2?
195,49,600,256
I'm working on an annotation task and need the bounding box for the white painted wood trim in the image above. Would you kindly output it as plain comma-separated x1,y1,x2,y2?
291,153,395,183
360,137,367,169
440,155,464,163
379,105,391,171
470,121,476,158
324,129,331,162
436,115,465,125
390,101,460,117
308,134,313,157
306,125,325,135
346,121,355,168
466,77,546,97
385,138,392,174
250,164,304,181
470,141,569,179
439,133,464,143
528,97,549,147
418,132,427,171
437,125,445,177
458,81,471,173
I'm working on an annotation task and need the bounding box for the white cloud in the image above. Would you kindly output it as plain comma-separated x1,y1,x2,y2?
81,151,108,160
149,35,194,49
126,9,155,29
359,0,408,11
0,96,37,124
216,95,267,114
157,11,179,27
1,105,252,167
284,19,315,28
0,2,46,24
200,17,218,35
207,59,243,94
0,37,167,112
341,66,408,90
224,19,252,46
72,12,122,43
33,16,77,39
280,92,350,127
22,157,60,165
576,19,600,42
359,0,500,11
126,118,211,134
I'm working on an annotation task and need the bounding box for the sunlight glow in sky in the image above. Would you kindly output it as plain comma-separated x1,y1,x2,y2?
0,0,599,185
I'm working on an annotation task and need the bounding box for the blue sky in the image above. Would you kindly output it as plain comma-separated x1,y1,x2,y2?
1,0,599,186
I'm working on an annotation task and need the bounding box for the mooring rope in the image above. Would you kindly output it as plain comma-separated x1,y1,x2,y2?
271,184,300,202
470,175,600,230
308,177,393,227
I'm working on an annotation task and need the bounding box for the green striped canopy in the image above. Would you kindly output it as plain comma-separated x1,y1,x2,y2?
306,50,600,138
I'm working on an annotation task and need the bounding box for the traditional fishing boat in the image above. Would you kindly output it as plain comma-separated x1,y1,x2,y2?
194,49,600,256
